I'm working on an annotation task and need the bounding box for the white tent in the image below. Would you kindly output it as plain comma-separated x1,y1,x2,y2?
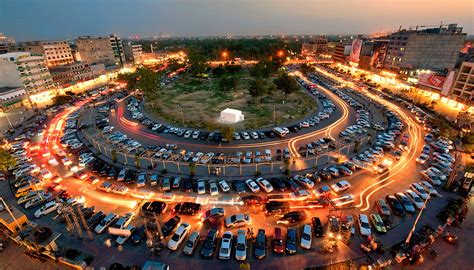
220,108,244,123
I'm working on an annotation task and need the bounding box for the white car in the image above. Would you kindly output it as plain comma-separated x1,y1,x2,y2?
245,179,260,193
425,167,447,181
218,180,230,192
255,178,273,193
197,180,206,195
358,214,372,236
419,181,439,196
79,156,95,167
95,213,118,234
47,156,59,166
61,157,73,166
209,181,219,196
39,169,53,179
331,180,351,194
416,154,429,164
225,213,251,228
405,190,424,209
294,175,314,189
218,231,233,260
168,223,191,250
300,224,312,249
116,225,135,245
410,183,430,200
235,230,247,261
34,201,59,218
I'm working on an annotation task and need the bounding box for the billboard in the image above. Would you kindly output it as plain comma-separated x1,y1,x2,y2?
417,72,455,95
349,39,363,63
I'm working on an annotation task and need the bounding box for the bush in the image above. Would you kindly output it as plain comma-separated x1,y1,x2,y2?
161,169,168,174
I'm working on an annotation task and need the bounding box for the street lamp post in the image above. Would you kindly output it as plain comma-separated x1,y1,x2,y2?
405,192,431,245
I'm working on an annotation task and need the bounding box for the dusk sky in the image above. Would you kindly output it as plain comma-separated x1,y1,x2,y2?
1,0,472,41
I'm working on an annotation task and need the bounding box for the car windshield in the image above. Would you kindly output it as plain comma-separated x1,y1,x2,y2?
185,240,193,248
236,243,245,251
361,222,370,229
220,248,229,253
274,239,283,245
171,233,180,241
230,215,237,222
302,233,310,240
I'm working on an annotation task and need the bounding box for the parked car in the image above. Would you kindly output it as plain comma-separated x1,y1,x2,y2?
385,195,406,216
200,229,218,258
312,217,325,237
215,230,232,260
254,229,266,259
225,213,251,228
358,214,372,236
95,213,118,234
300,224,312,249
183,231,200,255
235,230,247,261
370,214,387,233
161,216,181,237
375,199,391,216
286,228,297,254
277,211,306,225
168,223,191,250
273,228,285,254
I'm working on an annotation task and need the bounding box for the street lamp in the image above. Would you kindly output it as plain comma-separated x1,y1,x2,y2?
221,51,228,61
277,50,284,57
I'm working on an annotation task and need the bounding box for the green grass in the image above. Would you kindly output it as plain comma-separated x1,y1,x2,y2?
146,69,316,130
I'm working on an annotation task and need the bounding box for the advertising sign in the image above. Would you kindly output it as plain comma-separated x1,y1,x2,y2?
417,73,446,90
349,39,363,63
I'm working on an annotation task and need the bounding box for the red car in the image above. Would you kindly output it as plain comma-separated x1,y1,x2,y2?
273,227,284,254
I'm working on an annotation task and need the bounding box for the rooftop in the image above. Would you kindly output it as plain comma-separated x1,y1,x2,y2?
0,86,23,94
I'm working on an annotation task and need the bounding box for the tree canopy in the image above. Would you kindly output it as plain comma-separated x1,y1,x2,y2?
52,94,73,106
274,73,299,95
0,148,16,171
248,78,267,97
219,76,238,93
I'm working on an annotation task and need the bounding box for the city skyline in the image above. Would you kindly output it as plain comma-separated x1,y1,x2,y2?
0,0,472,41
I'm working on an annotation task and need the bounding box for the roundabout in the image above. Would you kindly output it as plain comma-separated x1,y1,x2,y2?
3,61,457,270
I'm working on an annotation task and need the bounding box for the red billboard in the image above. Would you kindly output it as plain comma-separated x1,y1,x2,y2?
349,39,363,63
417,73,446,90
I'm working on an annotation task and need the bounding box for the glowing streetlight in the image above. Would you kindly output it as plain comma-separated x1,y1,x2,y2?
221,51,228,59
277,50,284,57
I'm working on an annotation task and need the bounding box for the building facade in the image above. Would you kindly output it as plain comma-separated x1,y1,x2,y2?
110,34,125,66
23,40,74,67
49,63,92,86
76,36,116,66
0,33,16,54
0,52,54,95
384,24,466,74
332,43,351,63
450,61,474,105
123,42,143,64
301,36,328,56
0,86,26,110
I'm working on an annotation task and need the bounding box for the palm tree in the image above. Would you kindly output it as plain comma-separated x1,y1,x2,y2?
189,162,196,177
0,148,16,172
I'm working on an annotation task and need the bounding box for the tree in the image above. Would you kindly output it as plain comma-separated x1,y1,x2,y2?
300,63,312,75
168,58,185,72
220,125,235,142
212,66,225,77
111,149,117,163
248,78,266,97
52,95,73,106
274,73,299,95
189,162,196,177
0,148,16,172
136,68,160,98
219,76,238,93
188,52,209,77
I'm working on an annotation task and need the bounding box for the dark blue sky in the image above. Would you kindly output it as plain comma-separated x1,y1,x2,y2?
1,0,472,41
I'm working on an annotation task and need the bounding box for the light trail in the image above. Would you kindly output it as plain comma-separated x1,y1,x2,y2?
313,65,423,211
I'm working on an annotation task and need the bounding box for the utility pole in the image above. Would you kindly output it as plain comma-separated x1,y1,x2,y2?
0,197,22,231
405,192,431,245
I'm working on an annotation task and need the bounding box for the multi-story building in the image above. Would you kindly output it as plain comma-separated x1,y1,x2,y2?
332,43,351,63
384,24,466,74
49,62,106,87
450,61,474,105
49,63,92,86
110,34,125,66
0,52,54,95
76,36,116,66
123,42,143,64
23,40,74,67
0,86,26,111
0,33,16,54
301,36,328,56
